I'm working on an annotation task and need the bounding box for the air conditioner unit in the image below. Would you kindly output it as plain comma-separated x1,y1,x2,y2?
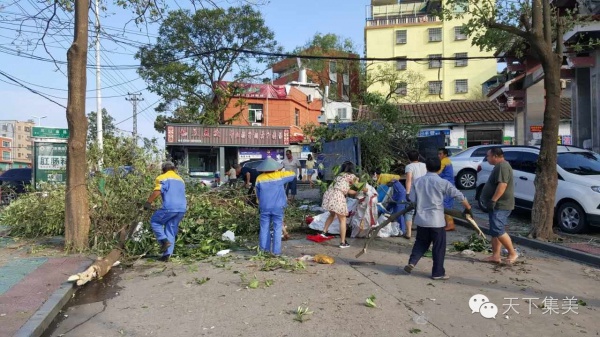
317,115,327,124
307,94,313,103
251,122,262,126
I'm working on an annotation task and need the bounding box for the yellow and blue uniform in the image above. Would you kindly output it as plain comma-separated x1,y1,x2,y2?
377,173,401,186
150,170,187,257
255,171,295,255
438,157,455,208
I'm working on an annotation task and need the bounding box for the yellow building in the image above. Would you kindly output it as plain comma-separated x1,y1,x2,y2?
365,0,497,102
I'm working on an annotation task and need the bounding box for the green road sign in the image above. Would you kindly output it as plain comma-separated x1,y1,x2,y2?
32,127,69,139
33,142,67,188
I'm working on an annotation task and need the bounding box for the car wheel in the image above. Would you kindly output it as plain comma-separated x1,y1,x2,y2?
457,170,477,190
476,185,489,213
557,201,587,234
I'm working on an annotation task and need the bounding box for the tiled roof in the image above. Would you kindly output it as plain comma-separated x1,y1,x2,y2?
398,100,511,125
397,98,572,125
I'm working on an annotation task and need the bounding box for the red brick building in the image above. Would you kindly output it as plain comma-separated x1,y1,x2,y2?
218,81,322,142
271,49,360,101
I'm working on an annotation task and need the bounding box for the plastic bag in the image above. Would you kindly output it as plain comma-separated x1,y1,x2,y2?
313,254,335,264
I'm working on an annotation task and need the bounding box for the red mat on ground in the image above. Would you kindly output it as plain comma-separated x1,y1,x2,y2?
306,234,336,243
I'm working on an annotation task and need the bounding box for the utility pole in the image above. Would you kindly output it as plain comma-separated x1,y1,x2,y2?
94,0,103,169
126,92,143,144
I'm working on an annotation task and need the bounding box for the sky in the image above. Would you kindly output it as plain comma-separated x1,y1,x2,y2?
0,0,366,148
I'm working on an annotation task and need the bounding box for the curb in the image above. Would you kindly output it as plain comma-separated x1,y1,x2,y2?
452,217,600,268
14,261,91,337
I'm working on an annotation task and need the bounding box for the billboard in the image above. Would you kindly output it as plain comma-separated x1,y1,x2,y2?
166,125,290,146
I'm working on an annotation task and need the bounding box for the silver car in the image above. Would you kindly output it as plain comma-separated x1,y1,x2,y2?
450,145,499,189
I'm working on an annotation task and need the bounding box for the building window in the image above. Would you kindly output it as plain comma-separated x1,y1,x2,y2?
18,126,22,131
18,153,22,158
337,108,348,120
455,52,468,67
18,135,22,140
2,141,9,147
455,79,469,93
395,30,407,44
396,58,407,70
429,81,443,95
395,82,408,96
295,109,300,126
428,28,442,42
329,61,337,82
248,104,263,123
2,151,10,160
428,54,442,68
24,126,30,132
454,26,467,40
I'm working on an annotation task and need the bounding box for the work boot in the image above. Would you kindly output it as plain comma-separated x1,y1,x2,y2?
160,239,171,253
444,215,455,231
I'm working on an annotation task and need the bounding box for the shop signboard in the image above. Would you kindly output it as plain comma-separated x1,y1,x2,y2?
166,125,290,147
33,142,67,187
238,148,285,162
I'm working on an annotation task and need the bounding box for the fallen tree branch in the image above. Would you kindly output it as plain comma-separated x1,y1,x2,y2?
68,215,140,286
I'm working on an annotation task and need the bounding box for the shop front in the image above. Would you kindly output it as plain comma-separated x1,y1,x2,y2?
165,124,290,184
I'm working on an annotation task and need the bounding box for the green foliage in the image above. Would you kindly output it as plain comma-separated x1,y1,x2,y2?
136,5,282,132
294,306,313,322
364,63,428,103
304,92,418,173
365,294,377,308
87,108,117,144
452,233,489,252
2,136,261,259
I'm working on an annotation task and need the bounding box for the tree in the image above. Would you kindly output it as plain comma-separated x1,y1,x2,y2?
441,0,586,240
364,63,429,103
87,108,116,144
304,92,419,173
136,6,281,132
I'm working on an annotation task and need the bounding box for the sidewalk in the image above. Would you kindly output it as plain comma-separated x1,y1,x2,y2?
45,229,600,337
0,227,91,337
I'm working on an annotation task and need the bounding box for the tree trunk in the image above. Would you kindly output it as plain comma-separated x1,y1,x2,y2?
64,0,91,250
530,54,562,241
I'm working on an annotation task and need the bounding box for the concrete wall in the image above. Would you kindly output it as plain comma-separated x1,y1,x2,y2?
524,81,546,145
324,101,353,123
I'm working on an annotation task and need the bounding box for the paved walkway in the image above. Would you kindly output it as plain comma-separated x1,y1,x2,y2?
0,229,90,337
45,230,600,337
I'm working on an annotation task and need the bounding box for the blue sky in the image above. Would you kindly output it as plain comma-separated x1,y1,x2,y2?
0,0,366,146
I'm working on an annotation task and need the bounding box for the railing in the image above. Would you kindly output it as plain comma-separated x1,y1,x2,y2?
366,15,439,27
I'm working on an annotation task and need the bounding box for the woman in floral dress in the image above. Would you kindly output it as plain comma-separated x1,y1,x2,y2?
321,161,360,248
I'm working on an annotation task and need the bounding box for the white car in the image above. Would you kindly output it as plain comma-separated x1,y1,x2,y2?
450,145,500,189
475,146,600,234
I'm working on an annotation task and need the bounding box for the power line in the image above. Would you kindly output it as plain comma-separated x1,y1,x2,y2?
114,98,161,126
0,69,66,108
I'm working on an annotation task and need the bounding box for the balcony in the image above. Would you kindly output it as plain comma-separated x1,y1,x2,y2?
366,3,440,27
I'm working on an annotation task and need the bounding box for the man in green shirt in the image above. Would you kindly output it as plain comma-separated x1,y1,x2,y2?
480,147,518,264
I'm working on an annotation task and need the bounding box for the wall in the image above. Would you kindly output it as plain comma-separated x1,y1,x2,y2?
524,81,545,145
221,87,322,130
365,15,497,102
324,101,353,122
0,136,12,170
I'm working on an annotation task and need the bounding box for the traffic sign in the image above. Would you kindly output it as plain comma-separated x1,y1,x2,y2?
32,127,69,139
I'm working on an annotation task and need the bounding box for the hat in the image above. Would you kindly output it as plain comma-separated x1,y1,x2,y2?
256,157,282,172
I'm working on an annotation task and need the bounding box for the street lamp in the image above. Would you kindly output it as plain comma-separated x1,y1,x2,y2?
31,115,47,126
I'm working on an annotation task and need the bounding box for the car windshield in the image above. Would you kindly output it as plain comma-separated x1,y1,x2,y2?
558,152,600,175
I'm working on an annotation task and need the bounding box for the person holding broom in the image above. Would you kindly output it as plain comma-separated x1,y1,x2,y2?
403,157,472,280
255,158,296,255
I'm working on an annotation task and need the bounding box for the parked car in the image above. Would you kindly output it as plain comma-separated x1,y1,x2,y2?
187,168,218,188
475,146,600,233
445,146,464,157
449,145,517,190
0,168,32,205
241,159,263,170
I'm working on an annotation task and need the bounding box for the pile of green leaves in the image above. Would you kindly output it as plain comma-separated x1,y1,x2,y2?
453,233,489,252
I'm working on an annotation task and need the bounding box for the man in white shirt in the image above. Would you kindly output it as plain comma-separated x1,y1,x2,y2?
282,150,301,201
404,150,427,239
